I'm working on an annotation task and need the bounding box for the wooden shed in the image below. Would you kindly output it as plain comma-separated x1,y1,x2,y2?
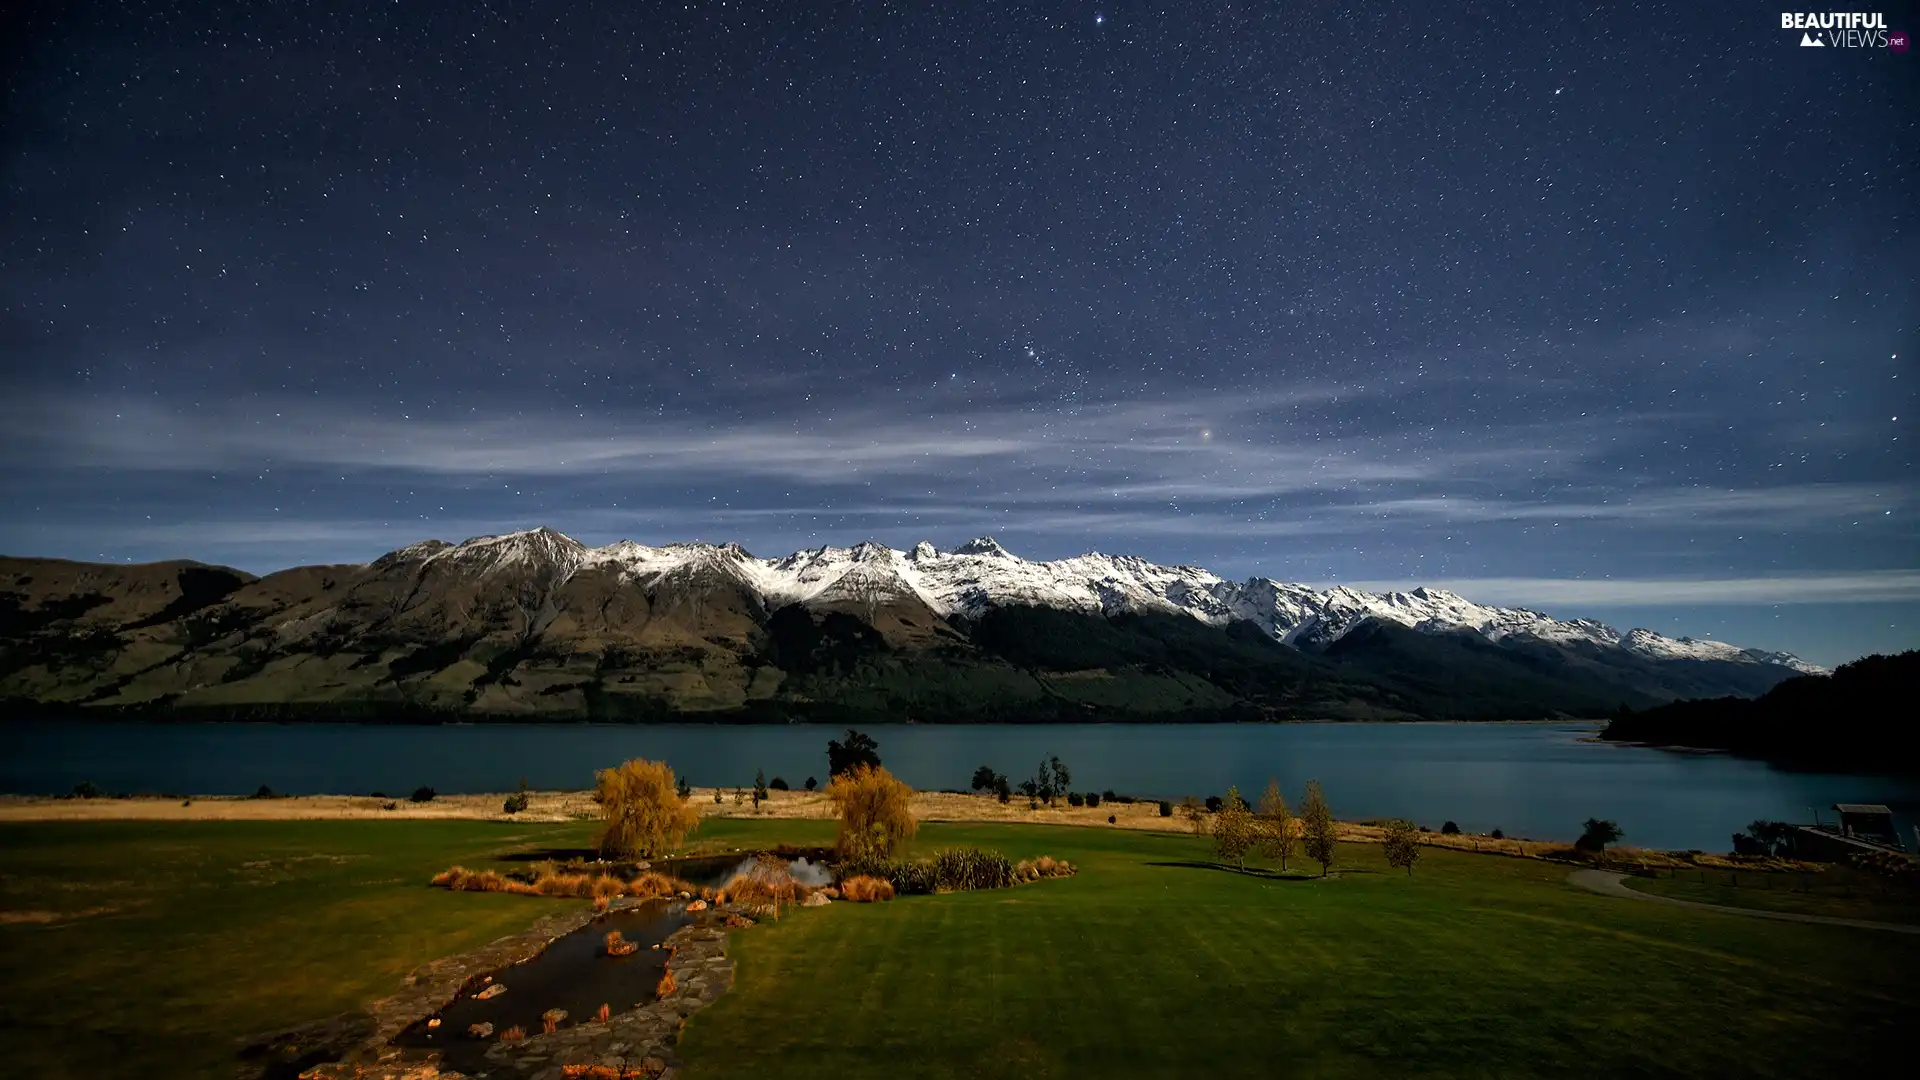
1831,804,1898,846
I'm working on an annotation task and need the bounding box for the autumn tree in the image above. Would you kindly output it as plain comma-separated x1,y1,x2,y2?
1256,778,1296,871
1381,818,1421,876
826,763,918,858
1300,779,1337,876
594,759,701,859
1212,785,1256,870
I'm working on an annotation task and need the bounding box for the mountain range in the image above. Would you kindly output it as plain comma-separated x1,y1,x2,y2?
0,528,1822,722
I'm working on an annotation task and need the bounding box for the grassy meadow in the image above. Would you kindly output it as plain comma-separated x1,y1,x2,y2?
1,816,1915,1079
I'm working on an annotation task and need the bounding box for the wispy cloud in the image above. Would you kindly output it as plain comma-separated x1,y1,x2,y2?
1342,572,1920,607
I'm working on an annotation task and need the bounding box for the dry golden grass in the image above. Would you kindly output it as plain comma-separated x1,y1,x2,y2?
431,866,701,902
605,930,638,957
592,895,610,913
655,969,676,998
541,1008,566,1034
594,1003,611,1023
499,1025,526,1044
839,875,894,902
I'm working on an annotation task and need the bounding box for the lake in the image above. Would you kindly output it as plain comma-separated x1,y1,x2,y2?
5,720,1916,853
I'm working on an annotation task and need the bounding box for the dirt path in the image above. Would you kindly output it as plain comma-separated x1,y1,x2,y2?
1565,868,1920,935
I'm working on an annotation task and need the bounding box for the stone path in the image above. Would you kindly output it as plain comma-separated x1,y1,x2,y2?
1565,869,1920,935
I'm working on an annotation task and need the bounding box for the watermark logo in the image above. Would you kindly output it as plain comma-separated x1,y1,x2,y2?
1781,12,1904,48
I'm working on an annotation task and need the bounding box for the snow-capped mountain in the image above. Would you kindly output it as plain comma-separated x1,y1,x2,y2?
380,528,1823,675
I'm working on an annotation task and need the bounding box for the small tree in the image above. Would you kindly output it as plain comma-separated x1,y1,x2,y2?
769,776,789,791
594,759,701,858
1158,800,1173,818
805,776,818,792
994,775,1012,803
676,776,692,799
1067,791,1085,807
1204,795,1224,814
753,768,769,809
1382,818,1421,875
827,729,881,777
410,786,437,803
1084,791,1100,809
1256,778,1296,871
1440,820,1460,835
503,790,529,814
1300,779,1337,876
1050,756,1071,801
1180,796,1208,836
1578,818,1623,853
1212,786,1256,870
971,765,1000,792
826,763,918,858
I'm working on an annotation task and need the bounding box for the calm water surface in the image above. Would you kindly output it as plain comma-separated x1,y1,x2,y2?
5,721,1915,853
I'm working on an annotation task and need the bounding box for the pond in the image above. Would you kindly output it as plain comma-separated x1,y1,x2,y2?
5,720,1917,852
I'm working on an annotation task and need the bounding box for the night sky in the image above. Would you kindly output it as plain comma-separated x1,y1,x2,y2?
2,2,1914,667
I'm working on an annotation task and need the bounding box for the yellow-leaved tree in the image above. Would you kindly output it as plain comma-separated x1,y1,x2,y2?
594,759,701,858
826,763,917,858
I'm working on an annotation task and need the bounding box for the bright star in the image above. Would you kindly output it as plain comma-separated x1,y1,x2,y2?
1095,13,1105,26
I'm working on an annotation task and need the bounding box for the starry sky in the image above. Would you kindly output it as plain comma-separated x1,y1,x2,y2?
1,1,1914,667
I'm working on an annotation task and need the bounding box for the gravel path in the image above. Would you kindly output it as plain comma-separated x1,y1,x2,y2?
1565,869,1920,935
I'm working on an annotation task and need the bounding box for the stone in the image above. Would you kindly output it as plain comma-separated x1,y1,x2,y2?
474,983,507,1000
684,899,707,912
802,892,830,907
468,1022,495,1039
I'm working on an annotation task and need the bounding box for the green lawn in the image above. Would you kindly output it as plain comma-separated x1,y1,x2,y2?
1624,865,1920,925
2,819,1915,1080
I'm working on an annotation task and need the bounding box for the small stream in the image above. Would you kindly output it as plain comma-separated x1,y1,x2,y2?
392,904,689,1075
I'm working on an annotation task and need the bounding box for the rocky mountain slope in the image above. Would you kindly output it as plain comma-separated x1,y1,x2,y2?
0,529,1820,722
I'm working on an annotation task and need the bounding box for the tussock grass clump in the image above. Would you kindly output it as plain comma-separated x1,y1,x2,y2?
655,968,676,997
499,1025,526,1043
541,1008,567,1034
720,856,806,918
931,847,1014,891
431,865,697,901
593,895,611,913
839,875,895,902
605,930,638,957
594,1003,611,1022
1013,856,1077,883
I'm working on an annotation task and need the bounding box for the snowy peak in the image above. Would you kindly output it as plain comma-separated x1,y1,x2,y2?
952,536,1015,558
365,527,1825,675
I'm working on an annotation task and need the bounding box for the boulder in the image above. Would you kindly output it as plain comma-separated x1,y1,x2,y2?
685,899,708,912
467,1021,494,1039
802,891,830,907
474,983,507,1000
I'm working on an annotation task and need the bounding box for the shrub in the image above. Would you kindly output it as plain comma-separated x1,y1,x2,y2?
1491,828,1505,840
1013,856,1077,882
1382,818,1422,875
839,875,895,902
1067,791,1085,807
594,1003,611,1023
1101,789,1117,803
1108,814,1116,824
1159,800,1173,818
410,786,436,803
1085,792,1100,808
382,801,398,811
72,780,103,799
1440,820,1460,835
804,777,818,791
503,791,530,814
826,763,917,858
769,776,789,791
676,778,692,799
595,759,701,858
713,789,723,803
